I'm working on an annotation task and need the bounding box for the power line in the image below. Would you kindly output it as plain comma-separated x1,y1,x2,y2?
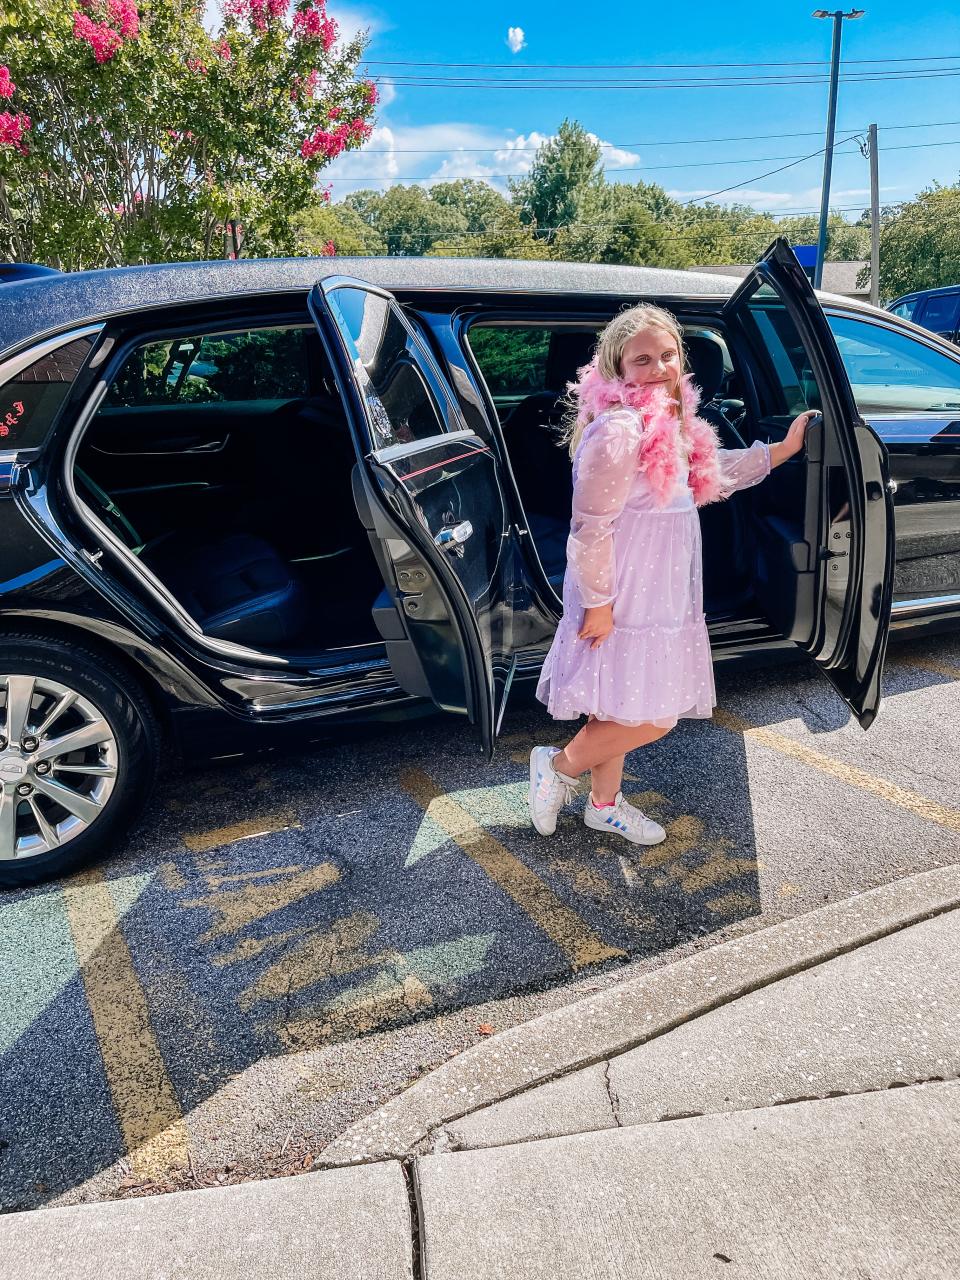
322,135,960,184
362,54,960,70
351,118,960,156
372,68,960,90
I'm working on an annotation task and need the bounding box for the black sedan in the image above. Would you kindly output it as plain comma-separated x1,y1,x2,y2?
2,238,958,886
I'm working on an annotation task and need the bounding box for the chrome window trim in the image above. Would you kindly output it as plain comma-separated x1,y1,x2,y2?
0,323,105,386
371,429,479,465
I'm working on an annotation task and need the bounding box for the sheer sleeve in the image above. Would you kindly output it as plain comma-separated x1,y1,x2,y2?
566,408,643,608
717,438,771,496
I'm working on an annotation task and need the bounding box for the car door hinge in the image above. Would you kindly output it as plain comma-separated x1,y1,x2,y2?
82,548,104,569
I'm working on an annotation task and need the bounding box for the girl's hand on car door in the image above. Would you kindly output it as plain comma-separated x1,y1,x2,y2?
769,409,820,467
579,604,614,649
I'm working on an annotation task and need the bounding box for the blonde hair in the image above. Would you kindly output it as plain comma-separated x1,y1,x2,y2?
559,302,689,458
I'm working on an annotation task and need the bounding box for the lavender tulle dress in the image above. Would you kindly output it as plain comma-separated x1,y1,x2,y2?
536,406,771,729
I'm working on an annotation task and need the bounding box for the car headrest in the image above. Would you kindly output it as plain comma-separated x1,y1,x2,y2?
683,334,726,402
545,330,599,392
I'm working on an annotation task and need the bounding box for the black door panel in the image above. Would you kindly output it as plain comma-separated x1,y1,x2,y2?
723,238,895,727
310,277,518,754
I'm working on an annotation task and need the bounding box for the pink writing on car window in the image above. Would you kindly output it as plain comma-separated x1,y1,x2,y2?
0,400,25,437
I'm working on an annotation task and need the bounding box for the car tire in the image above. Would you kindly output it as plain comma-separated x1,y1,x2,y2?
0,636,160,888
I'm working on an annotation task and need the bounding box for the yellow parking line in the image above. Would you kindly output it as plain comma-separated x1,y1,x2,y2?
62,870,189,1180
714,708,960,834
181,809,300,854
401,768,624,970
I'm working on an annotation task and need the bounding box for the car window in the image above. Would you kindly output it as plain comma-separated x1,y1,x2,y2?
888,298,918,321
916,294,960,336
467,326,553,398
0,334,97,449
737,282,823,417
323,286,457,446
826,314,960,413
104,327,309,407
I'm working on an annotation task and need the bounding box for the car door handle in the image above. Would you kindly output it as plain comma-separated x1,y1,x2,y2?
435,520,473,552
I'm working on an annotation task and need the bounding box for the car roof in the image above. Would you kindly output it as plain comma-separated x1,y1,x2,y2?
0,256,747,360
889,283,960,305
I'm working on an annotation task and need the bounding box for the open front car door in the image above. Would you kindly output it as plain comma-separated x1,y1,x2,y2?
723,238,896,727
308,277,517,755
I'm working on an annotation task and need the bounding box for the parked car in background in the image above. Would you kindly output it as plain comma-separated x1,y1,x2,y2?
4,237,960,886
887,285,960,347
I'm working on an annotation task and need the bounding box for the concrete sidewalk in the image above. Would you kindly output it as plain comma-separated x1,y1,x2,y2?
3,865,959,1279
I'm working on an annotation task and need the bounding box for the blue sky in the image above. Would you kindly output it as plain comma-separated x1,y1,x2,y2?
312,0,960,221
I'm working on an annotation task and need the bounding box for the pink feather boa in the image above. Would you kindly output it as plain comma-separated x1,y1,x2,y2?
567,360,727,508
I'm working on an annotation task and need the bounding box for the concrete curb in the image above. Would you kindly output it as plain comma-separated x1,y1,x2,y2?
319,864,960,1166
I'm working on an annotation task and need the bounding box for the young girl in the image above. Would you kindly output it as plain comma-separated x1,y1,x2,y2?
529,302,816,845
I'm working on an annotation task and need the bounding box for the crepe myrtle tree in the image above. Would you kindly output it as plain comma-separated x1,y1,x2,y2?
0,0,378,268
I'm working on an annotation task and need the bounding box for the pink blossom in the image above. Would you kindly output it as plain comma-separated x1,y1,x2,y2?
73,12,123,62
225,0,287,30
107,0,139,39
0,110,31,152
320,239,335,256
0,66,15,100
301,121,351,161
327,104,339,119
362,79,378,106
292,0,337,49
187,56,208,74
214,38,232,60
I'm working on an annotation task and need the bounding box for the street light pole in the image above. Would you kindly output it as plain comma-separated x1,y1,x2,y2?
812,8,864,290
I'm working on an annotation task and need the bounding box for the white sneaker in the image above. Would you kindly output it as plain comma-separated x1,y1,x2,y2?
583,791,667,845
528,746,579,836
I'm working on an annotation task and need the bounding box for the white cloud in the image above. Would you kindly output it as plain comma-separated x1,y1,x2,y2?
323,124,400,190
322,124,640,200
507,26,526,54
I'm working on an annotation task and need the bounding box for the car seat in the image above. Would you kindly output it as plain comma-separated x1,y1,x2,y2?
74,467,309,648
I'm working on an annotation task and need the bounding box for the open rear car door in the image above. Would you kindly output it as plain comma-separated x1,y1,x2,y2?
723,238,896,727
308,277,517,755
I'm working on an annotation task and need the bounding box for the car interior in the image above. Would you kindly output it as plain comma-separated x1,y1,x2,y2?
72,324,388,654
69,307,810,662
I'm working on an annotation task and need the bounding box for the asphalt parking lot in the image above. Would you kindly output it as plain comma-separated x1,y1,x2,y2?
3,631,960,1212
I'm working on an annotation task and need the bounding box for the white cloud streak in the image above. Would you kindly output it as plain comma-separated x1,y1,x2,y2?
507,26,526,53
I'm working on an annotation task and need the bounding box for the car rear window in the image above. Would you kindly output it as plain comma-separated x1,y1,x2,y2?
104,327,309,406
0,334,97,450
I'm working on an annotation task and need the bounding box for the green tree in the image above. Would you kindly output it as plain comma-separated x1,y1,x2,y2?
428,178,514,236
508,119,604,242
860,181,960,299
341,184,468,255
427,200,550,260
0,0,378,267
291,197,386,255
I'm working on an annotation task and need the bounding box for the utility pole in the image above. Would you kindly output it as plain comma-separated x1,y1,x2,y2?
868,123,880,306
812,9,864,289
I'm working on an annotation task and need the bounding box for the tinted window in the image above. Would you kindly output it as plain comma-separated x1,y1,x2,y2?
105,328,309,407
0,335,95,449
739,282,822,417
917,293,960,336
468,327,553,397
827,314,960,413
325,287,454,446
889,299,918,321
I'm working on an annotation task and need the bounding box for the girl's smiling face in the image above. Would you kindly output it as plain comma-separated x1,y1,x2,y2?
620,328,681,392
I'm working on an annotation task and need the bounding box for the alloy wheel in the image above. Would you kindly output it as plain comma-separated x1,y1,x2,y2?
0,674,119,862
